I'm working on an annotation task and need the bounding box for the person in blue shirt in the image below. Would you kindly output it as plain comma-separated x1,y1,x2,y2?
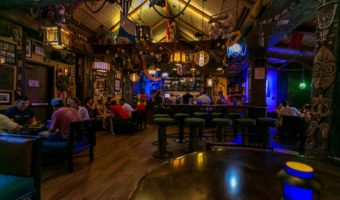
4,95,36,126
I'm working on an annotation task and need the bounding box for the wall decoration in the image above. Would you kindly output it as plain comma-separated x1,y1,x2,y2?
0,19,22,49
114,79,121,91
254,68,266,80
26,39,32,58
34,44,45,56
0,40,16,65
0,91,12,105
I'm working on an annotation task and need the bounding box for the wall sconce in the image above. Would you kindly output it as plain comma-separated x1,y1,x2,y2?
42,26,71,49
92,61,110,72
278,161,322,200
129,72,140,83
170,50,186,63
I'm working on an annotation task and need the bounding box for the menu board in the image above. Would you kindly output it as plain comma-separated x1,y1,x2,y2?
0,40,16,65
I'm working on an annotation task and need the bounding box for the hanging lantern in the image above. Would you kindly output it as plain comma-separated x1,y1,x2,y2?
299,81,307,89
278,161,322,200
42,26,71,49
129,72,140,83
92,61,110,72
206,76,213,87
226,31,247,58
194,50,209,67
170,50,186,63
148,65,157,75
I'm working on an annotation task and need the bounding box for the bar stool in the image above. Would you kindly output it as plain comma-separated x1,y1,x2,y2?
257,117,276,146
235,118,256,145
212,118,232,142
152,118,175,159
229,113,243,136
211,112,223,118
153,114,170,118
184,118,205,153
193,112,209,138
173,113,189,143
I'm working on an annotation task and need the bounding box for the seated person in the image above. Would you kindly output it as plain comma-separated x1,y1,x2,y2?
0,114,22,133
70,97,90,120
182,91,193,104
278,101,301,119
5,95,36,126
300,104,312,122
39,98,80,140
110,100,130,121
135,100,146,111
216,90,227,104
197,91,212,104
119,98,134,118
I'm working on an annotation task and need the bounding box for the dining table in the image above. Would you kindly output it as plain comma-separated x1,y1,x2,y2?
130,148,340,200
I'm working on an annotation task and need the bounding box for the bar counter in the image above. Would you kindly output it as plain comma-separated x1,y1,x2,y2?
160,103,268,118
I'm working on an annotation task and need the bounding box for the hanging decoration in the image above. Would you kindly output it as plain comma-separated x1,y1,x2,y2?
142,58,162,82
92,61,110,72
194,50,209,67
170,50,187,63
226,31,247,58
42,26,71,49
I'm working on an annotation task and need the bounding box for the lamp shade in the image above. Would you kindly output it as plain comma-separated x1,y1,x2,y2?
194,51,209,67
92,61,110,72
42,26,71,49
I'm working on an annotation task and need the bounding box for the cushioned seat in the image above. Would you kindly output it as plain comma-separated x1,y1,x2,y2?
211,112,223,118
193,112,209,118
153,114,170,118
43,140,68,149
257,117,276,125
184,118,205,152
236,118,256,126
212,118,232,126
0,175,34,200
152,118,175,159
173,113,189,143
228,113,243,136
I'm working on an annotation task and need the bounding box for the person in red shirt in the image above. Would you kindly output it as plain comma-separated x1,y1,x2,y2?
39,98,80,140
110,100,130,120
135,100,146,111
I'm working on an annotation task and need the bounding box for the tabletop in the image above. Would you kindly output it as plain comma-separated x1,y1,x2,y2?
131,149,340,200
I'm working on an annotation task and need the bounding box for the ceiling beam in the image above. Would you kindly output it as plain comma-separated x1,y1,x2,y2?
177,0,212,21
178,30,195,41
110,0,148,31
151,19,166,31
80,6,110,30
175,18,209,37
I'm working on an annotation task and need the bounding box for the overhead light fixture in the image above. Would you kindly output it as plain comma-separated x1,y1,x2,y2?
148,65,157,75
129,72,140,83
42,26,71,49
92,61,110,72
194,50,209,67
170,50,187,63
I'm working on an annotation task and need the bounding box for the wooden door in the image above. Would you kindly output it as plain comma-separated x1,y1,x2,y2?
26,63,54,122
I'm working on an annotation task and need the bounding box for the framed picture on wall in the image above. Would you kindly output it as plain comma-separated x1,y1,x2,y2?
26,39,32,58
114,79,120,91
0,91,12,105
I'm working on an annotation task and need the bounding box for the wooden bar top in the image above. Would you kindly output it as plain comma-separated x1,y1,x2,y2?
131,149,340,200
161,103,267,109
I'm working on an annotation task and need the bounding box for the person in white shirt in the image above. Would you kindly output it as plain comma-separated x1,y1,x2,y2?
278,101,301,119
0,114,22,133
197,91,212,104
70,97,90,120
119,98,134,118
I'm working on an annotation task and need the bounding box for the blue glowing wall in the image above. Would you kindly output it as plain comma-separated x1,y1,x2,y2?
266,69,278,112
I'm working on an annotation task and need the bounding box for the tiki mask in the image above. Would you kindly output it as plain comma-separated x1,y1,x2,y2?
317,1,338,41
312,46,336,91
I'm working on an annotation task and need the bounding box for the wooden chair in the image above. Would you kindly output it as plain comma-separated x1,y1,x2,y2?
42,119,96,173
0,133,42,200
281,115,305,140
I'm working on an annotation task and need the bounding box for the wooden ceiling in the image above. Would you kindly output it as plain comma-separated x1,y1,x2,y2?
0,0,317,73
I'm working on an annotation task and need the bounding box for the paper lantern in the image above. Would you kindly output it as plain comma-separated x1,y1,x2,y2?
92,61,110,72
129,72,140,83
194,51,209,67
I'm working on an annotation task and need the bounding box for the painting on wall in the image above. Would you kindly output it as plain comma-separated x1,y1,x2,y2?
0,91,12,105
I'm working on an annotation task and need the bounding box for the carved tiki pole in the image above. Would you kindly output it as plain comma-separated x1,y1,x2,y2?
306,0,340,157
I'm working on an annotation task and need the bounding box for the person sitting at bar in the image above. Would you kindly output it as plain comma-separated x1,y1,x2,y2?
182,91,193,104
5,95,37,127
119,98,134,118
39,98,80,140
0,114,22,133
216,90,227,104
110,100,130,121
70,97,90,120
197,91,212,104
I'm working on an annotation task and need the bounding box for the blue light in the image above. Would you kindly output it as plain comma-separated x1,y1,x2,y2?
284,183,313,200
224,169,240,195
266,69,278,112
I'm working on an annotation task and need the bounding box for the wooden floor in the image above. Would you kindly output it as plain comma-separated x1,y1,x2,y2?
41,125,300,200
